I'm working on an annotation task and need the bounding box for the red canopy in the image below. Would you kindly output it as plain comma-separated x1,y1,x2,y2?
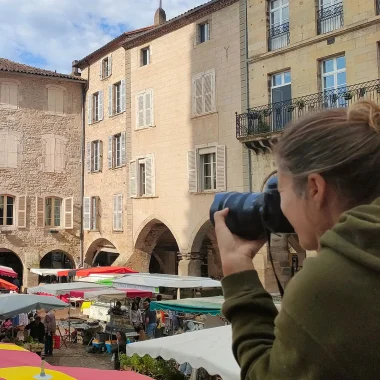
57,266,137,277
0,265,17,278
0,279,18,291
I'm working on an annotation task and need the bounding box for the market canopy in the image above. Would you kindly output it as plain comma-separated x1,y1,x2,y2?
0,265,17,278
57,266,137,277
113,273,222,291
30,268,64,276
126,325,239,380
0,279,18,291
69,288,152,300
76,274,123,284
0,294,68,318
27,282,109,296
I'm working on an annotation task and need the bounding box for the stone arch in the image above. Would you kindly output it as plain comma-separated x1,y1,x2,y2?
84,238,120,267
128,216,180,274
40,250,75,270
0,247,24,287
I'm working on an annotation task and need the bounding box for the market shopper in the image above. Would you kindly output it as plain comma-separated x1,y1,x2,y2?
143,300,156,339
109,301,124,316
25,316,45,343
215,100,380,379
129,302,143,330
43,309,56,356
112,331,127,370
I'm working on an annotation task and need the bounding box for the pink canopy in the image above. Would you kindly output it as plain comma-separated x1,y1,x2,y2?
0,265,17,278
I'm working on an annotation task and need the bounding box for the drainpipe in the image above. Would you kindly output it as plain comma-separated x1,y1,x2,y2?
79,85,86,267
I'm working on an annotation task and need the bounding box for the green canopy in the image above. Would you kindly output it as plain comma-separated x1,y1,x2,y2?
150,296,224,316
96,279,114,286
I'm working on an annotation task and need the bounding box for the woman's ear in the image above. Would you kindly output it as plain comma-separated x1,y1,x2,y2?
307,173,327,209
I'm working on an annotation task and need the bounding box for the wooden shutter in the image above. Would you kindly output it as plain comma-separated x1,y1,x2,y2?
91,196,98,230
113,195,117,230
0,132,6,167
17,195,26,228
36,196,45,227
145,155,155,196
108,85,113,117
7,133,18,169
55,138,66,172
88,95,93,124
44,137,54,172
121,80,126,113
98,90,104,121
108,55,112,76
203,72,214,113
117,194,123,230
86,142,91,173
64,197,73,229
99,140,103,172
99,60,103,79
136,94,144,128
83,197,91,230
216,145,226,191
56,89,64,114
108,136,113,169
193,76,203,115
48,88,56,112
188,150,198,193
0,83,7,104
121,132,126,166
129,161,137,197
145,90,153,126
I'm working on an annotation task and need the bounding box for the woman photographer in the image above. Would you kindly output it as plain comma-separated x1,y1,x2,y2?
214,100,380,380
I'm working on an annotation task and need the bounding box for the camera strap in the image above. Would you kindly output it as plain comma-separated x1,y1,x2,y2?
266,231,284,298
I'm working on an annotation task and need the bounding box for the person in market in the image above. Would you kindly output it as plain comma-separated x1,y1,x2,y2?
129,301,143,330
134,325,148,342
214,100,380,379
108,301,124,316
143,300,156,339
43,309,56,357
111,330,127,370
155,295,165,338
0,319,13,340
25,316,45,356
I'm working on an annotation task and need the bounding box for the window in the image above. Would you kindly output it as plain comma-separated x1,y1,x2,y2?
322,55,346,107
192,70,216,116
141,47,150,66
187,145,226,193
0,195,15,226
317,0,344,34
197,22,210,44
47,87,64,114
269,0,289,51
108,80,126,116
0,131,21,169
88,91,104,124
108,132,126,169
113,194,123,231
0,82,18,109
136,89,154,128
36,196,73,229
129,154,155,197
100,56,112,79
83,196,99,231
41,134,67,173
86,140,102,173
271,71,292,129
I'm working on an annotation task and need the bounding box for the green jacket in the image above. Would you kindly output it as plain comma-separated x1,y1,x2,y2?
222,199,380,380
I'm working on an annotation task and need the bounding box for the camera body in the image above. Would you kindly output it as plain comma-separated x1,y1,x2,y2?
209,176,294,240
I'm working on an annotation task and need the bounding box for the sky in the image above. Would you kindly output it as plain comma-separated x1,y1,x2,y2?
0,0,206,74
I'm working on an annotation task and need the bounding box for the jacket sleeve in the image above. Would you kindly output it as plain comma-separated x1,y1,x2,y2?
222,270,348,380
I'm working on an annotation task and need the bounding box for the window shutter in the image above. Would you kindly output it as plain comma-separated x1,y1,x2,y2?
113,194,117,230
145,155,155,196
188,150,198,193
0,132,6,168
108,136,113,169
9,84,18,108
92,197,98,230
56,89,64,114
17,136,22,168
203,72,213,113
108,55,112,76
83,196,91,230
17,195,27,228
0,84,7,104
193,76,203,115
117,194,123,230
206,22,210,41
48,88,56,112
121,80,126,113
99,140,103,172
98,90,104,121
44,138,54,172
145,90,153,127
136,94,144,128
36,196,45,227
54,138,66,172
216,145,226,191
86,142,91,173
129,161,137,197
121,132,126,166
88,95,93,124
64,197,74,229
99,60,103,79
108,85,113,117
7,134,18,169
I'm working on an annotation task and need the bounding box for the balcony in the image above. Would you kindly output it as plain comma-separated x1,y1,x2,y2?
236,79,380,151
268,22,290,51
317,1,344,35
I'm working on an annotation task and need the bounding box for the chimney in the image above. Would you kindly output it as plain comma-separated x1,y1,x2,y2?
71,60,80,76
154,0,166,26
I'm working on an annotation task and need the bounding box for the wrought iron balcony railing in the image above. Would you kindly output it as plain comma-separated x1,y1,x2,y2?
236,79,380,139
268,22,290,51
317,1,344,35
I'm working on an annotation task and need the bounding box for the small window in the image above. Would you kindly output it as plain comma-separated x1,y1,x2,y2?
138,159,146,196
129,154,155,198
101,56,112,79
198,22,210,44
321,55,346,107
91,140,101,172
0,82,18,109
0,131,21,169
107,132,126,169
88,91,103,124
141,47,150,66
192,70,216,116
42,135,67,173
136,89,154,128
200,152,216,191
0,195,15,226
47,87,64,114
113,194,123,231
114,82,122,114
45,197,62,228
113,134,122,168
270,70,292,129
83,196,99,231
93,92,100,121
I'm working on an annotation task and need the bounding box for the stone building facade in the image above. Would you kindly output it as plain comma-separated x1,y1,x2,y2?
237,0,380,291
0,59,85,288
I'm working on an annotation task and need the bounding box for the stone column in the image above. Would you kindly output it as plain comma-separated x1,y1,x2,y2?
178,252,202,277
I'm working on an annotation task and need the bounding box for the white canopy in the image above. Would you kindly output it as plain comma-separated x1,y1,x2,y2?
30,268,63,276
76,274,122,283
113,273,221,290
27,282,108,296
0,294,68,318
126,325,239,380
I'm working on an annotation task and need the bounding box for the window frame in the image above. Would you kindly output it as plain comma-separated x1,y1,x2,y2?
47,85,65,115
135,89,154,129
93,92,100,122
199,150,217,192
321,55,346,92
114,81,122,114
113,133,122,168
91,140,101,172
101,56,112,79
0,81,19,109
140,47,151,67
192,69,216,117
113,194,123,231
198,21,211,44
269,0,289,28
138,158,147,196
44,196,62,228
0,194,15,227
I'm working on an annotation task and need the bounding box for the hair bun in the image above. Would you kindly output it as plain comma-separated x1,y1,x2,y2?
347,100,380,133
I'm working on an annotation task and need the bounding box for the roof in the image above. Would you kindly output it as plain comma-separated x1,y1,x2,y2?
0,58,86,82
75,25,156,69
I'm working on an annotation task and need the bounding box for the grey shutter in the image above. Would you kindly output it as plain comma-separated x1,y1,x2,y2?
98,90,104,121
113,195,117,230
92,196,98,230
121,132,126,166
203,72,213,113
137,94,144,128
108,85,113,117
108,55,112,76
83,197,91,230
145,91,152,127
17,195,27,228
99,140,103,172
63,197,74,229
88,95,92,124
99,60,103,79
129,161,137,197
216,145,226,191
145,155,154,196
108,136,113,169
121,80,126,113
188,150,197,193
36,196,45,228
86,142,91,173
194,76,203,115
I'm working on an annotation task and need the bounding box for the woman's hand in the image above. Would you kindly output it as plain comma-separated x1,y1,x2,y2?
214,208,266,276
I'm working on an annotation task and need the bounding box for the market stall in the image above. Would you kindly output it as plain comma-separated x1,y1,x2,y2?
0,265,17,278
57,266,137,277
27,282,109,296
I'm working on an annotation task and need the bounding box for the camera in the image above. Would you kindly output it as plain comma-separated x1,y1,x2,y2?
209,176,294,240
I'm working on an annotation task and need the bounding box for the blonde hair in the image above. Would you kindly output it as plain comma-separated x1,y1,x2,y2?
275,100,380,204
